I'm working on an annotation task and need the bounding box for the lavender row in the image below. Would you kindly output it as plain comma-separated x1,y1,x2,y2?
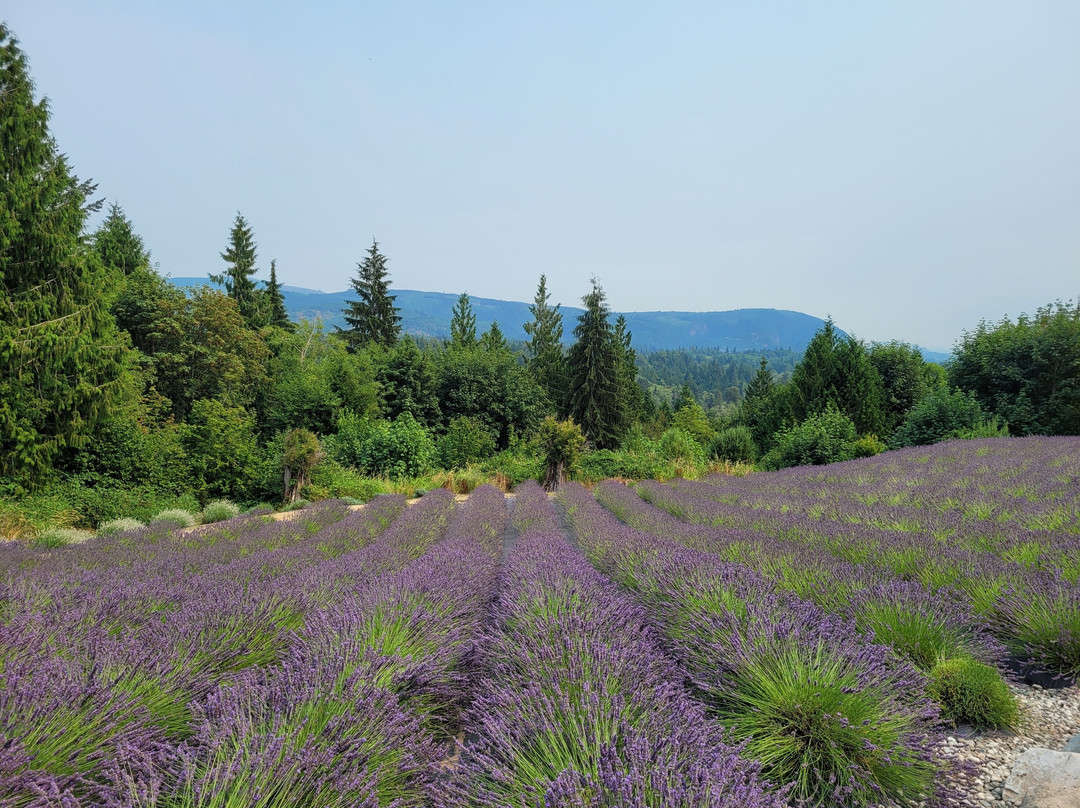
0,491,458,806
442,480,784,808
152,485,507,808
558,482,957,808
639,475,1080,677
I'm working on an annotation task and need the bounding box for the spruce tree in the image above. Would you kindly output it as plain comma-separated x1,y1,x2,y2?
566,278,627,449
613,314,644,421
523,274,566,410
210,212,262,327
745,357,774,402
0,24,129,485
449,292,477,350
264,259,294,331
94,202,150,278
479,320,508,353
342,238,401,350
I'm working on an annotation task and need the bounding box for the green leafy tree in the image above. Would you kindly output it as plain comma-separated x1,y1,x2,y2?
342,238,401,350
567,278,628,450
868,341,932,436
263,259,293,331
435,346,543,449
0,25,130,486
949,302,1080,436
181,398,262,501
761,404,859,470
672,402,716,445
891,388,993,448
523,274,567,410
94,202,150,279
449,291,477,350
210,212,262,328
377,336,441,428
359,413,435,478
437,416,497,469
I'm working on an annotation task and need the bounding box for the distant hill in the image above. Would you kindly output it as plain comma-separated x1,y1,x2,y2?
169,277,849,353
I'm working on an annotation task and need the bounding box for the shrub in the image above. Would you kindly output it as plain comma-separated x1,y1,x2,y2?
436,416,496,469
671,402,716,445
97,517,146,536
928,656,1019,730
280,499,310,512
322,409,375,468
538,416,586,489
711,425,757,464
852,433,887,458
658,427,706,465
891,388,985,448
305,458,386,501
150,508,198,529
577,449,666,482
760,405,858,470
201,499,241,524
359,413,435,479
954,417,1009,440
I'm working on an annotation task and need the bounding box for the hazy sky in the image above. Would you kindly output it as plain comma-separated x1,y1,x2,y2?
6,1,1078,351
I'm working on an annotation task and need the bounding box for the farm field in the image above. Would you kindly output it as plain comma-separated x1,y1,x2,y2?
1,438,1078,807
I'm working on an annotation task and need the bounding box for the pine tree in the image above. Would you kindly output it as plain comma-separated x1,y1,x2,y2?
613,314,644,421
449,292,477,350
94,202,150,278
0,24,129,486
210,212,261,328
342,239,401,350
523,274,566,410
479,320,508,353
566,278,627,449
264,259,294,331
745,357,774,402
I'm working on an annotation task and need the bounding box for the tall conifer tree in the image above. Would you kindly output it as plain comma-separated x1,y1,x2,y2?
94,202,150,278
210,212,261,327
566,278,627,449
449,292,477,350
264,259,293,331
0,24,129,485
342,239,401,350
523,274,566,410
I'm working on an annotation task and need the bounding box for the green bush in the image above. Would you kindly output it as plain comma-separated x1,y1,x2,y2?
305,457,386,501
358,413,435,479
37,477,201,529
280,499,311,512
97,517,146,536
928,656,1019,730
954,417,1010,440
658,427,706,464
577,449,666,482
671,403,716,445
150,508,198,529
322,410,375,468
711,425,757,464
201,499,240,523
852,434,887,458
760,405,858,470
891,388,987,448
437,416,497,469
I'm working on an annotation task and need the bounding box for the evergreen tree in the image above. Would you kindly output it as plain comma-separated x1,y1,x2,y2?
449,292,477,349
264,259,294,331
94,202,150,278
791,319,884,435
0,24,130,486
342,238,401,350
566,278,627,449
377,336,441,428
613,314,645,421
523,274,566,410
479,320,508,353
210,212,262,328
744,357,775,402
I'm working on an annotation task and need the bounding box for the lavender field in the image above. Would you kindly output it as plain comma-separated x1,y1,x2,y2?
1,438,1077,807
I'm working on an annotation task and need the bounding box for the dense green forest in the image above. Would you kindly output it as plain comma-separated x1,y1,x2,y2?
2,23,1079,538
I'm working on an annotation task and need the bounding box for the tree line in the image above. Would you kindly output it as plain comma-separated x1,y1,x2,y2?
3,22,1078,527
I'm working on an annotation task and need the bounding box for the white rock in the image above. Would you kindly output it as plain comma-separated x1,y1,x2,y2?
1002,748,1080,807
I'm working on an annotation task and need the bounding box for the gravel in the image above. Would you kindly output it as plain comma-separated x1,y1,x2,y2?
943,680,1080,807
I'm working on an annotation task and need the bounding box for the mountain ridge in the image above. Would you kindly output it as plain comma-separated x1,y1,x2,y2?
167,276,948,360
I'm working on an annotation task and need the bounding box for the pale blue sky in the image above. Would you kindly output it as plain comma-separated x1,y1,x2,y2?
6,1,1079,351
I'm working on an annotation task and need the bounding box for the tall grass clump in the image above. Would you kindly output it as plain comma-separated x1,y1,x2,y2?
928,656,1020,730
96,517,145,536
29,527,93,549
201,499,240,523
149,508,198,529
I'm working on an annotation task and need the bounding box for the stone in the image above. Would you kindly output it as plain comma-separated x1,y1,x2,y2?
1064,733,1080,755
1002,748,1080,807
